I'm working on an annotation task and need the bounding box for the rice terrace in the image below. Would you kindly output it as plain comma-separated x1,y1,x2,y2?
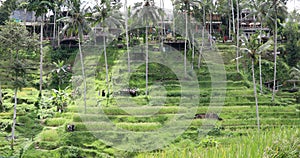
0,0,299,157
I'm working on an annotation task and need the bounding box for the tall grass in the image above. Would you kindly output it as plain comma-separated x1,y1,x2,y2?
136,127,299,158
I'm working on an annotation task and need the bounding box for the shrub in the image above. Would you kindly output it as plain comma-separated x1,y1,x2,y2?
45,118,67,126
40,130,59,142
264,129,300,158
295,92,300,103
199,136,219,148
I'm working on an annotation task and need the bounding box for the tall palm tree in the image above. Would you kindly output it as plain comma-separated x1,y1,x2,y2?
132,0,161,96
289,64,300,88
266,0,288,101
90,1,123,97
230,0,236,37
59,0,91,113
174,0,201,74
246,0,270,94
125,0,130,72
236,0,240,72
27,0,52,96
239,34,273,130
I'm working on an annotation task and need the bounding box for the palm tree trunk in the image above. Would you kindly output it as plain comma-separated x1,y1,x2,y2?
192,33,194,69
11,88,18,150
230,0,236,35
104,35,109,97
209,10,212,47
57,24,60,47
23,9,27,27
0,82,2,111
145,26,149,96
39,16,44,96
236,0,240,72
259,54,263,94
184,11,188,76
173,5,176,40
252,58,260,130
259,20,263,94
125,0,130,72
53,8,57,40
198,6,205,69
78,33,87,113
229,18,231,40
272,12,278,101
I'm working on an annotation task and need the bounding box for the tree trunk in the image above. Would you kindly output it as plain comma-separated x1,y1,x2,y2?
57,23,60,47
259,20,263,94
145,26,149,96
125,0,130,72
104,35,109,97
259,54,263,94
184,11,188,76
192,33,194,69
229,18,231,40
78,33,87,113
23,9,27,27
11,88,18,150
162,0,165,35
39,16,44,96
53,8,56,41
272,12,278,101
209,9,212,47
0,83,3,112
173,5,176,40
198,5,205,69
252,58,260,130
236,0,240,72
230,0,236,35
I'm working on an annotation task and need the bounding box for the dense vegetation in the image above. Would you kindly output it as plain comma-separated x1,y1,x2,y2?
0,0,299,157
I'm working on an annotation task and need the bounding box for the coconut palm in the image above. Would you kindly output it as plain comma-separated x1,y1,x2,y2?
125,0,130,72
289,64,300,88
230,0,235,37
59,0,91,113
132,0,162,95
27,0,52,96
173,0,202,74
244,0,270,94
90,1,124,97
239,34,273,130
264,0,288,101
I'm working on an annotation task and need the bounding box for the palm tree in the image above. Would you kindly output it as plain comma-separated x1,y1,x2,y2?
27,0,52,96
236,0,240,72
246,0,270,94
197,0,212,68
230,0,236,38
59,0,91,113
90,1,124,97
265,0,287,101
289,64,300,88
132,0,161,95
174,0,201,74
125,0,130,72
239,34,273,130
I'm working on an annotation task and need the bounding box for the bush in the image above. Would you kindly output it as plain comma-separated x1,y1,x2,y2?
37,141,59,150
45,118,67,126
264,129,300,158
199,136,219,148
40,130,59,142
295,92,300,103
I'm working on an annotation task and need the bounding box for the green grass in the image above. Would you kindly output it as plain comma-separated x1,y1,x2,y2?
136,127,300,158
